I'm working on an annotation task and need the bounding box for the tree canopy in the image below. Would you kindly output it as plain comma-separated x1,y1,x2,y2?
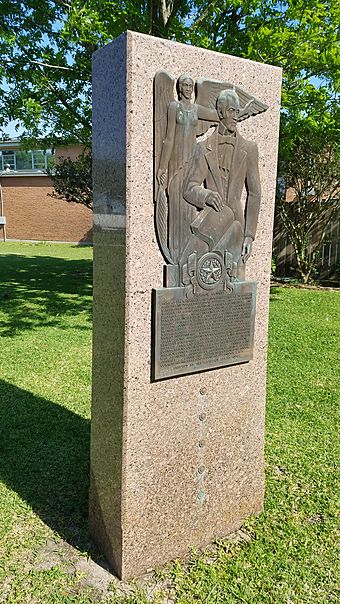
0,1,339,147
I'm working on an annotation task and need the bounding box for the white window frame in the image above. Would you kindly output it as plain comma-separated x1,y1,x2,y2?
0,148,55,172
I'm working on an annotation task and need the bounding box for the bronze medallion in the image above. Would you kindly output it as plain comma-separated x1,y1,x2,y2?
197,252,225,290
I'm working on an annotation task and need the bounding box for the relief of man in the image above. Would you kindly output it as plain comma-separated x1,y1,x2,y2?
182,89,261,279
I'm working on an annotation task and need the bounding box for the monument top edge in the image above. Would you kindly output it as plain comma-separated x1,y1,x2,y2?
93,30,282,73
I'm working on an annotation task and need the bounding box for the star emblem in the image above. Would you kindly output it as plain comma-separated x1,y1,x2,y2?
200,259,222,284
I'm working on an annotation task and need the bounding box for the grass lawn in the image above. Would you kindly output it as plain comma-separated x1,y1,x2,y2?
0,242,339,603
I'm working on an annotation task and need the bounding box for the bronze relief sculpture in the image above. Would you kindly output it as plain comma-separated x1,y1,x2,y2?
154,71,267,293
153,71,268,379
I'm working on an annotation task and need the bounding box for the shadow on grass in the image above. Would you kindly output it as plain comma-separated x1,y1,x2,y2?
0,253,92,336
269,285,283,301
0,379,99,556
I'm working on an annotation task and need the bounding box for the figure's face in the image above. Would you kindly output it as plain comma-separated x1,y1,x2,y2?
219,98,240,133
179,79,194,99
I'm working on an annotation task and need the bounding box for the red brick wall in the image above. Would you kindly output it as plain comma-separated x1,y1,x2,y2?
55,144,84,162
1,175,93,243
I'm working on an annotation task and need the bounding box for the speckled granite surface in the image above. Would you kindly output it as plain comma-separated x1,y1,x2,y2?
90,31,282,580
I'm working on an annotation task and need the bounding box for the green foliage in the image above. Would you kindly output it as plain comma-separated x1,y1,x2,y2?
271,254,277,276
0,0,191,144
0,1,91,144
48,151,93,208
0,1,339,146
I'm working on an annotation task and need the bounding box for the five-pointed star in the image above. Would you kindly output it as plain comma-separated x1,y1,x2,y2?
201,260,221,282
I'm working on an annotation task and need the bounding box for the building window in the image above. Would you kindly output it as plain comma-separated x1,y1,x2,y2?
15,150,32,171
32,150,45,170
0,149,55,172
1,150,16,170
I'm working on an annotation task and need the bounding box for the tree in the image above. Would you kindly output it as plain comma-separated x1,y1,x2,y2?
48,151,93,209
1,1,338,144
276,92,339,283
0,1,191,145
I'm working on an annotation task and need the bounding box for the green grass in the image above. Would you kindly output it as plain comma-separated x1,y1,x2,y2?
0,242,339,603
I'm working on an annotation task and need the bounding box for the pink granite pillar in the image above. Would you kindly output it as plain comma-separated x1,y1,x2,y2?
90,31,281,580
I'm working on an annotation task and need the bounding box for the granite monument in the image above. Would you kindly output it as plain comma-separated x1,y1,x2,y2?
90,31,281,580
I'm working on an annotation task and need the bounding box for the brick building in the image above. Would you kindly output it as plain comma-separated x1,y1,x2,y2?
0,139,92,243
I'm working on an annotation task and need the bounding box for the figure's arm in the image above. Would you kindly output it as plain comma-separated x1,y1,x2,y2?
242,142,261,261
197,105,219,122
184,144,223,211
157,102,177,186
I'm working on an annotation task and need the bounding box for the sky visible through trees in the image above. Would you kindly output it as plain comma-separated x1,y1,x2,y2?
0,1,338,145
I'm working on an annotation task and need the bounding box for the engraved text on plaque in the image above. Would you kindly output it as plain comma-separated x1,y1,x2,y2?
153,281,256,380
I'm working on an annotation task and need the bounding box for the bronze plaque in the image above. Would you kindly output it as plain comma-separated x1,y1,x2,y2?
153,281,256,380
151,70,267,380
